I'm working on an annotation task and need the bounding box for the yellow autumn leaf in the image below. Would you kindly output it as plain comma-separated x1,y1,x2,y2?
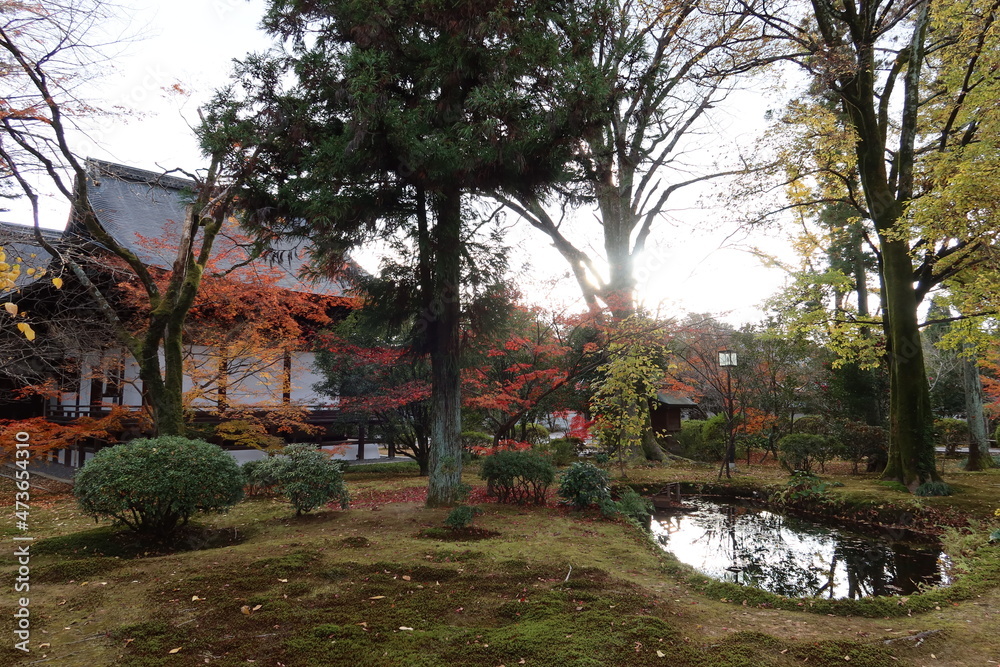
240,605,251,615
52,277,63,289
168,647,182,654
3,302,16,316
16,323,35,341
25,267,35,276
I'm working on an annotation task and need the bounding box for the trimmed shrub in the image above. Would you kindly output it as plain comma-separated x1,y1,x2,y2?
834,420,888,474
444,505,483,530
558,461,611,509
480,450,554,504
74,437,245,537
260,443,350,515
522,423,550,445
778,433,841,474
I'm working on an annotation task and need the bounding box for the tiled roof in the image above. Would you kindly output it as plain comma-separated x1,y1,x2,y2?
81,159,352,297
656,391,697,406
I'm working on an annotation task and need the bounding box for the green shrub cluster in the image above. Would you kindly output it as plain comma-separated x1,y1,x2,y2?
557,461,611,509
460,431,493,449
778,433,842,474
74,436,245,537
521,423,550,445
669,416,728,462
601,488,653,528
479,450,554,504
770,471,842,504
242,459,277,496
256,444,350,515
833,420,888,473
535,437,578,466
914,481,954,497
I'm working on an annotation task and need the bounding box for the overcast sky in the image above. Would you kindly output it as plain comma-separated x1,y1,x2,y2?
25,0,796,326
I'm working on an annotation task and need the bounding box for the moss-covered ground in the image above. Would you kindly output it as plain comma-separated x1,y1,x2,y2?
1,457,999,666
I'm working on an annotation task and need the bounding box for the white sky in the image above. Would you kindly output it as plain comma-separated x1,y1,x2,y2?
20,0,797,326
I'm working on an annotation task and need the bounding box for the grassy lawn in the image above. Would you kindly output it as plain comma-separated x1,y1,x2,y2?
2,459,999,666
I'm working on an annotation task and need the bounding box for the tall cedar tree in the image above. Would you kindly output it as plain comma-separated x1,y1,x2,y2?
208,0,609,505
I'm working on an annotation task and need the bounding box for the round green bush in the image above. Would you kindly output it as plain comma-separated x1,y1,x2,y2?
74,436,245,537
522,423,550,445
778,433,842,474
558,461,611,509
444,505,483,530
480,450,555,505
260,443,350,515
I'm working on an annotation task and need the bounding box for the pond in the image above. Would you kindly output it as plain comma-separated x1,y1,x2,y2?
651,499,952,599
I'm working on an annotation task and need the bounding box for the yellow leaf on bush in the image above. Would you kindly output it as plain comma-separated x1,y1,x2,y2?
52,277,63,289
16,322,35,341
3,302,16,316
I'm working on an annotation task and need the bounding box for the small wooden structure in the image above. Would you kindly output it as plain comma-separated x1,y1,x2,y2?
649,392,697,434
651,482,685,510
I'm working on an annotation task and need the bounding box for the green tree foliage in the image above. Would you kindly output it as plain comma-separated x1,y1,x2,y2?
209,0,608,506
748,0,1000,490
259,444,350,516
74,437,245,536
590,318,666,470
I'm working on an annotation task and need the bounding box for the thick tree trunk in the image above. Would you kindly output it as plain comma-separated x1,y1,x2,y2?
879,237,938,489
962,346,993,471
426,189,464,507
641,405,665,462
139,353,185,436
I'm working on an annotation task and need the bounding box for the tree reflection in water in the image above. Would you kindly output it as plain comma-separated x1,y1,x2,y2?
651,499,950,599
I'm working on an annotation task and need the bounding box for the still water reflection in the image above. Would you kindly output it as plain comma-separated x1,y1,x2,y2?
651,499,951,599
